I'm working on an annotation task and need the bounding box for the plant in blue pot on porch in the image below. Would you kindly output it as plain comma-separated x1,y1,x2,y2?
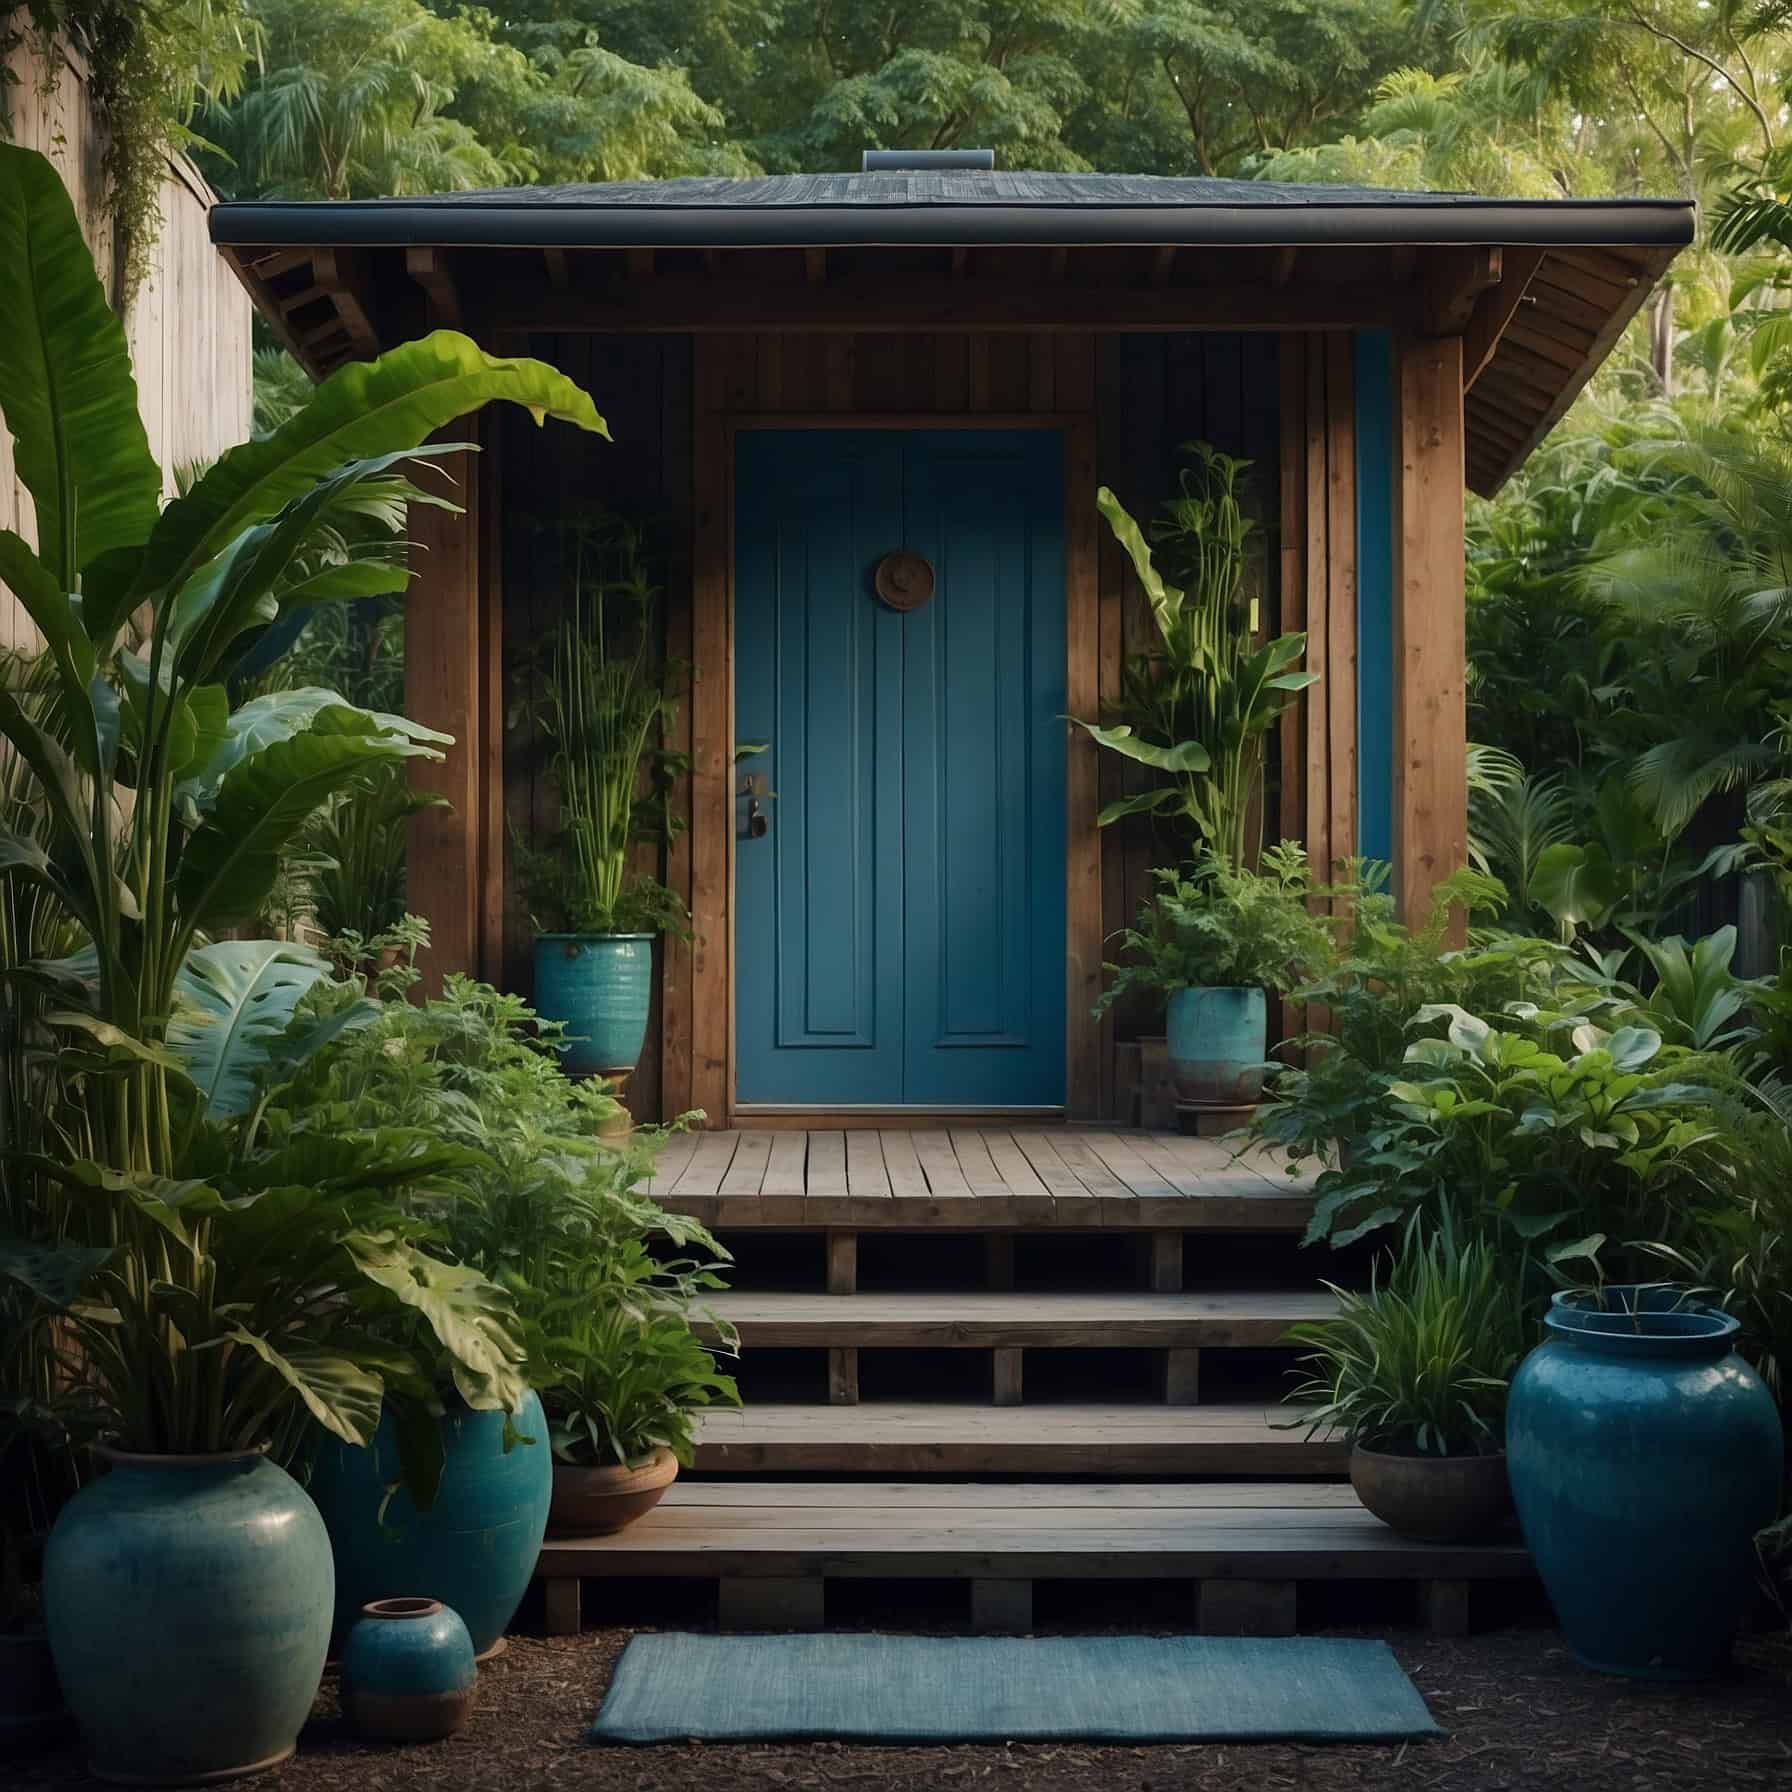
513,515,691,1088
1095,844,1338,1107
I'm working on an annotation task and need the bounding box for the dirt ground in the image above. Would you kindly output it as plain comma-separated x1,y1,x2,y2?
12,1618,1792,1792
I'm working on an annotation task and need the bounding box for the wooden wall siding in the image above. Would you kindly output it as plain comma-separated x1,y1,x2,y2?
497,330,1280,1124
0,36,253,654
1281,334,1358,895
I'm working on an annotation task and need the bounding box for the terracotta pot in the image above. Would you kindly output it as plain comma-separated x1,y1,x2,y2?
548,1449,677,1536
1350,1445,1513,1543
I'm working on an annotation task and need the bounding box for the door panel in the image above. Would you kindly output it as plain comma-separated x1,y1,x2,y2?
734,428,1065,1107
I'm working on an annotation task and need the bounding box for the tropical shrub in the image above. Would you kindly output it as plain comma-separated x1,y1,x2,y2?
1300,1004,1727,1274
274,976,739,1469
0,140,606,1464
510,513,690,937
1284,1217,1528,1457
1074,446,1314,870
1095,841,1340,1017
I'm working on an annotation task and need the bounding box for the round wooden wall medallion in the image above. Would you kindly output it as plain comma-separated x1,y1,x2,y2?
875,551,935,612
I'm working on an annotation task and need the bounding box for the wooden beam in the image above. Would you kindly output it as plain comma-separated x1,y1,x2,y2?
1420,246,1502,336
1150,243,1177,287
804,246,828,285
626,246,655,278
1270,246,1298,288
1392,334,1468,936
1462,246,1545,391
405,425,484,996
466,273,1422,336
405,247,462,328
543,246,570,291
311,248,381,358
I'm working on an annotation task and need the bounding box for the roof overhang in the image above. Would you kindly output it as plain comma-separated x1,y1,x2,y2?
210,180,1694,496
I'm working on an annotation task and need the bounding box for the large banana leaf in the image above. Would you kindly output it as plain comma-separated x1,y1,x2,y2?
174,706,444,934
175,687,449,810
167,941,337,1120
0,145,161,589
1068,720,1210,772
1096,485,1184,639
122,331,611,630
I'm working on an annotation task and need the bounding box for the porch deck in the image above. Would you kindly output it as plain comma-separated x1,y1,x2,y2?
649,1126,1313,1230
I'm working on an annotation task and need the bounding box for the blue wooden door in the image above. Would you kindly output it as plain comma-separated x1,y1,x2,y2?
734,429,1066,1107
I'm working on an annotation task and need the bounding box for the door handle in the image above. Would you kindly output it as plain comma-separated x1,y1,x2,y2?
738,773,770,838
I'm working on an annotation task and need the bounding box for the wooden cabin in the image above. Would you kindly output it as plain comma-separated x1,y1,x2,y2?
212,161,1690,1132
213,162,1690,1636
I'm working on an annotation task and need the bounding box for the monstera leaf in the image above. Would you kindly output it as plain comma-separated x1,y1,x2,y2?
168,941,341,1119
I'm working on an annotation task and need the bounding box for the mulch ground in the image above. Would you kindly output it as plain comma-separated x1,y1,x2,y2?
12,1621,1792,1792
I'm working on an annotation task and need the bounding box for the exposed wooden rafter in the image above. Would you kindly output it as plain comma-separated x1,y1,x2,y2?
1462,246,1545,391
1420,246,1503,336
406,246,462,328
311,247,381,359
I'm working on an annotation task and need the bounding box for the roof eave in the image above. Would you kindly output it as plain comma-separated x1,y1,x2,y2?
208,198,1696,253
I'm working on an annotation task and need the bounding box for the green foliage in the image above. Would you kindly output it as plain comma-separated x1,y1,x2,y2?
510,513,690,938
0,144,607,1461
1300,1002,1727,1270
273,974,738,1469
1076,449,1315,869
1095,842,1339,1016
301,763,447,942
1284,1217,1528,1456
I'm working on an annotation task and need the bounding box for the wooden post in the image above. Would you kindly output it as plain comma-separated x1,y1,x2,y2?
543,1576,581,1637
406,419,485,995
1392,334,1468,935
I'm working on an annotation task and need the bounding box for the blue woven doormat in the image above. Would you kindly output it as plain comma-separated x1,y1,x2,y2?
591,1633,1444,1745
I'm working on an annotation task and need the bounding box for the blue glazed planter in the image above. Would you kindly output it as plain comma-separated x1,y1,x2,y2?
1507,1287,1783,1679
1165,985,1267,1105
340,1599,477,1743
45,1450,333,1784
533,933,654,1077
307,1393,552,1659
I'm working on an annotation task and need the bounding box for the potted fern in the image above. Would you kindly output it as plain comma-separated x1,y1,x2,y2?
514,517,689,1081
1097,844,1337,1106
1284,1218,1526,1542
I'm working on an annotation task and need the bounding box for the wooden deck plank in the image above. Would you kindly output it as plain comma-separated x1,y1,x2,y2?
692,1401,1344,1475
912,1130,976,1199
719,1131,774,1196
696,1290,1335,1348
1012,1130,1099,1223
538,1482,1531,1581
1046,1131,1135,1213
669,1129,743,1199
656,1483,1365,1510
805,1130,848,1196
1079,1131,1181,1198
878,1131,930,1196
645,1131,699,1202
948,1129,1010,1193
846,1129,893,1201
981,1128,1056,1222
761,1132,809,1196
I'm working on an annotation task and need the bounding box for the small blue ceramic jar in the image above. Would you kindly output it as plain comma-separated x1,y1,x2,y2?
339,1599,477,1743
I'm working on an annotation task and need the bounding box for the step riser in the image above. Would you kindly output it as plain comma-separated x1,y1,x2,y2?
695,1440,1346,1475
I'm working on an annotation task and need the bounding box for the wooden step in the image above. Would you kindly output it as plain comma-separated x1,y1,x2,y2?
694,1402,1343,1475
649,1127,1314,1232
700,1290,1338,1349
536,1481,1530,1636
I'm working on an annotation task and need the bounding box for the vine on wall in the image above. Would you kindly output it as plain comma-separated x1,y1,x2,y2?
0,2,252,307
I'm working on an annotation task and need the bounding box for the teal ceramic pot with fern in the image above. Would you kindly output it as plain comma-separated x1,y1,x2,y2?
1165,985,1266,1105
533,934,653,1077
44,1449,333,1783
307,1393,551,1659
1507,1287,1782,1679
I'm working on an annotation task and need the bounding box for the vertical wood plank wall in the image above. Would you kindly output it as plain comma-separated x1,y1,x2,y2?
500,331,1283,1123
0,38,253,653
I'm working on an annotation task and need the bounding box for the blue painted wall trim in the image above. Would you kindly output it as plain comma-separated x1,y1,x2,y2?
1354,331,1395,871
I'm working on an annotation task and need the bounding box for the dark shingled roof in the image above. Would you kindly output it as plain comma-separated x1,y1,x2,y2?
211,169,1695,250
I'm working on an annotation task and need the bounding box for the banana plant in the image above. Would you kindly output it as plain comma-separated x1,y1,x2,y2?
0,142,606,1458
1075,449,1315,870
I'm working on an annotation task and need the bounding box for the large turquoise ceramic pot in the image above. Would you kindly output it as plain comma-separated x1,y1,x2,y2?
307,1393,552,1659
1165,985,1267,1106
533,933,653,1076
44,1449,332,1783
1507,1286,1783,1679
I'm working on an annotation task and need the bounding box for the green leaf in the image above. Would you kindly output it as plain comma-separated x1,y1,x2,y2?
167,941,336,1120
218,1326,385,1447
1602,1026,1662,1074
0,530,93,687
0,145,161,589
0,1236,114,1307
1532,842,1623,936
1070,720,1210,772
128,331,608,624
175,706,445,932
275,558,411,608
345,1237,528,1414
1096,485,1183,639
1096,786,1180,826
